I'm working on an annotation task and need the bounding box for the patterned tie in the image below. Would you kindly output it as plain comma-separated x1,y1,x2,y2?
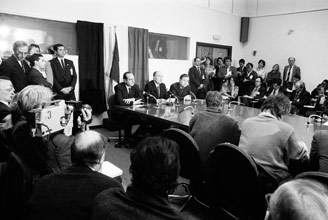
286,67,291,82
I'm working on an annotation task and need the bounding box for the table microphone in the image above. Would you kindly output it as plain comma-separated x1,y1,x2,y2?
143,91,159,106
189,91,197,103
168,91,180,106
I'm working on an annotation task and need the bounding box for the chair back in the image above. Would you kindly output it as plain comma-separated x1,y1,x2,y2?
207,143,266,220
6,152,40,219
295,171,328,186
163,128,204,187
103,94,122,132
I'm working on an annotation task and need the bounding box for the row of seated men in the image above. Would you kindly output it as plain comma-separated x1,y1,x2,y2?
1,79,328,220
0,40,77,101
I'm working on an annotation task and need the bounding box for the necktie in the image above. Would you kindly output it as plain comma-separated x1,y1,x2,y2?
286,67,291,82
21,62,26,73
157,86,160,98
61,59,65,70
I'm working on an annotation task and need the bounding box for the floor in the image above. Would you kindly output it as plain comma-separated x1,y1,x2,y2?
92,126,222,220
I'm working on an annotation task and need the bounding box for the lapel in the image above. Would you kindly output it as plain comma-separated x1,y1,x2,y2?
55,58,66,76
12,56,25,75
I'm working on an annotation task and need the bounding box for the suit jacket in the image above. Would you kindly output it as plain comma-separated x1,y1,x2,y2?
144,80,168,103
0,102,10,121
266,87,286,97
169,82,191,101
91,184,185,220
26,164,123,220
216,65,238,90
290,89,311,115
0,55,30,92
28,68,53,89
188,65,205,96
249,85,266,99
114,82,144,106
50,58,77,95
310,130,328,173
283,65,301,88
237,66,247,77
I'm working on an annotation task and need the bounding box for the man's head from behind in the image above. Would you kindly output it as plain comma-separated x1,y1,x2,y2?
13,40,28,62
206,91,222,108
28,44,40,55
0,77,15,104
71,130,107,171
261,94,291,119
129,136,180,195
268,178,328,220
153,71,163,84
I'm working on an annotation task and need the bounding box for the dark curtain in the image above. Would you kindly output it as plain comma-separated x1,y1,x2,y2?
110,33,120,83
76,20,106,114
128,27,149,89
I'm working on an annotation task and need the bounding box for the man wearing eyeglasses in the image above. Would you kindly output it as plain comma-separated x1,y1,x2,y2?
0,40,31,92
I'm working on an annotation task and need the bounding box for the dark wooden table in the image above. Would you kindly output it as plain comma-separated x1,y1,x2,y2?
114,100,328,150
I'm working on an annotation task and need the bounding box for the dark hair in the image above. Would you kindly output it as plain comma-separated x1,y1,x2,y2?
123,71,133,80
130,136,180,195
179,73,188,80
30,54,43,67
239,59,245,64
246,62,253,68
205,57,213,65
317,84,325,92
153,71,159,76
272,78,282,86
53,43,65,52
256,76,264,84
293,74,301,80
261,94,291,119
216,57,223,63
258,59,266,67
194,57,200,62
223,56,231,64
71,131,107,166
206,91,222,107
28,44,40,53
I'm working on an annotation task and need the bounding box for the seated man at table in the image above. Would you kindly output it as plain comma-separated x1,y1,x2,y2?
265,78,286,98
290,80,311,116
189,91,241,166
144,71,168,103
241,76,266,107
25,130,123,220
169,73,191,101
91,136,185,220
114,71,146,148
239,95,309,193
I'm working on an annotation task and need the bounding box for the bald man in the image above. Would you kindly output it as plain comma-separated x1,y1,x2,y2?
26,131,122,220
144,71,168,103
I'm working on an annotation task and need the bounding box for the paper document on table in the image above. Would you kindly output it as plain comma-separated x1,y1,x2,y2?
101,161,123,178
323,121,328,126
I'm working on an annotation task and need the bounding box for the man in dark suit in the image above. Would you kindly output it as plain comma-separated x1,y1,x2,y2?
25,130,122,220
169,73,191,101
217,56,238,92
310,130,328,173
239,62,258,96
290,80,311,116
0,40,31,92
265,78,286,97
50,43,77,100
283,57,301,90
114,72,145,148
188,57,205,99
144,71,168,103
28,54,52,89
237,58,247,84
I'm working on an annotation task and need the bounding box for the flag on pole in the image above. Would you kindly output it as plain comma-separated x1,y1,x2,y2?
110,33,120,82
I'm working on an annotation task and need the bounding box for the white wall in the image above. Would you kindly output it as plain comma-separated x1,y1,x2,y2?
242,10,328,92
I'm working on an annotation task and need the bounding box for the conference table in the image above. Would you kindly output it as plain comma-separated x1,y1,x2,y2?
113,99,328,150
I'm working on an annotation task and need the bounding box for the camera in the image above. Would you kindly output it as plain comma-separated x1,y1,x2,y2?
26,100,92,137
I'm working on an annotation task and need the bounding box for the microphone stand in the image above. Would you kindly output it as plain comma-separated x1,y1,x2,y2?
143,92,159,108
189,91,197,104
168,91,180,106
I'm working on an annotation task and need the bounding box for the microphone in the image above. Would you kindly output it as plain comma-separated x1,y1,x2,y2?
179,106,194,115
168,91,180,105
143,91,158,104
189,91,197,103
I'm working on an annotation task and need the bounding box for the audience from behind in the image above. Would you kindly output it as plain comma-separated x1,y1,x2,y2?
91,136,185,220
265,78,285,98
50,43,77,101
216,56,238,92
169,73,191,101
188,57,206,99
267,178,328,220
189,91,241,166
266,64,281,88
283,57,301,91
255,59,266,80
0,40,31,92
239,62,257,96
144,71,168,103
11,85,92,175
28,54,52,89
290,80,311,116
220,76,239,101
309,130,328,173
239,95,309,193
25,130,122,220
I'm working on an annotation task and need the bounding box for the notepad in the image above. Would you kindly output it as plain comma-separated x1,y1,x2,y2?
100,161,123,178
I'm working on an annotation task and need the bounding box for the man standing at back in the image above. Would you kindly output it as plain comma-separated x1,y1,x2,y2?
144,71,168,103
50,43,77,100
0,40,30,92
283,57,301,91
188,57,205,99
